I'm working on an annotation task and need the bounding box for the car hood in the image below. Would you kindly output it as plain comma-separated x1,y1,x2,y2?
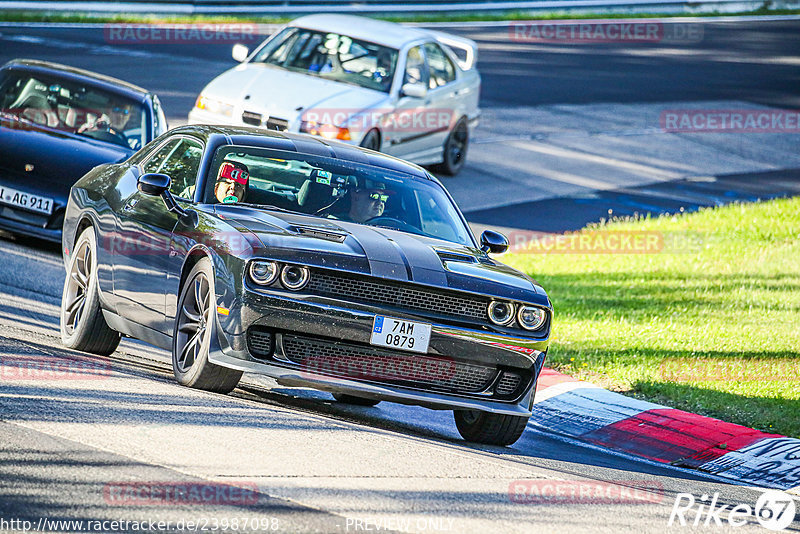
215,206,547,305
203,63,390,125
0,118,131,199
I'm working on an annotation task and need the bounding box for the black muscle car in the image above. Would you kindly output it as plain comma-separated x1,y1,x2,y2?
0,59,168,242
60,125,552,445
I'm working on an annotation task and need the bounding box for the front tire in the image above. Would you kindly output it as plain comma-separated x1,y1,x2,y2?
453,409,529,446
60,227,121,355
332,393,380,407
172,258,242,393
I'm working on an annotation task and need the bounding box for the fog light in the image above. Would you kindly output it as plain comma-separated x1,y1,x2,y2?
517,306,547,331
488,301,515,326
249,261,278,285
281,265,310,290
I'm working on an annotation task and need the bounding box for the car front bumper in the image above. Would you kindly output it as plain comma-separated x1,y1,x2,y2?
208,287,549,416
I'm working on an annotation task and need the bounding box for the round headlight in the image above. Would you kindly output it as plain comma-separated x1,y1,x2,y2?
281,265,310,290
488,301,515,326
249,261,278,285
517,306,547,331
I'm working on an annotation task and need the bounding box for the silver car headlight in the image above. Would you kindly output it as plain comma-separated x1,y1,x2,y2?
195,94,234,117
488,301,515,326
249,261,279,285
517,306,547,331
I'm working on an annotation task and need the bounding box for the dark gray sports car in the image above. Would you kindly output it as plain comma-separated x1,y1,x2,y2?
60,125,551,445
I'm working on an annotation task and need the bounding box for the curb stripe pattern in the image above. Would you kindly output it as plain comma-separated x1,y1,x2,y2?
532,369,800,491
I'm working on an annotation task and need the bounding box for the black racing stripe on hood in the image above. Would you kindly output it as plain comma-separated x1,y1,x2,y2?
373,229,448,287
351,225,411,282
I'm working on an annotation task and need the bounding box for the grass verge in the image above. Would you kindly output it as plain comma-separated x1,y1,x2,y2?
0,7,798,24
504,197,800,438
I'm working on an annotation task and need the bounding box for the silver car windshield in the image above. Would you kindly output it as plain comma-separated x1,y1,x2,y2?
251,27,398,93
0,70,146,150
205,146,474,247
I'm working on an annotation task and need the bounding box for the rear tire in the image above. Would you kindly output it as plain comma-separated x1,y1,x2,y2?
453,409,529,446
434,118,468,176
332,393,380,407
60,227,121,355
172,258,242,394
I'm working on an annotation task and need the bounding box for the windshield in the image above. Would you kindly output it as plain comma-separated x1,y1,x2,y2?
205,146,473,246
0,70,147,150
251,27,398,93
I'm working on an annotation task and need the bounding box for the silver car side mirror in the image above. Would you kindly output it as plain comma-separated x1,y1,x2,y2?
232,44,250,63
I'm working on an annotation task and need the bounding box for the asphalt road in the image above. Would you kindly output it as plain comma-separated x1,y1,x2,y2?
2,19,799,110
0,235,792,533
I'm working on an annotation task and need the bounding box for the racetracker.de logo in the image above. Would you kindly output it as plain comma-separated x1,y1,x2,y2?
0,353,111,381
509,21,703,43
508,230,702,254
301,108,455,136
103,482,260,506
104,24,265,44
660,109,800,133
659,357,799,382
509,480,664,504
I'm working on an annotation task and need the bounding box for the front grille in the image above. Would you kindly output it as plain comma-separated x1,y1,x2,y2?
241,110,262,126
281,335,497,394
307,270,489,323
495,371,522,396
266,117,289,131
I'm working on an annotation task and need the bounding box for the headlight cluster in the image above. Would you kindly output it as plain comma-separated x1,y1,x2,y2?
249,261,309,291
488,300,547,331
195,94,234,118
299,120,352,141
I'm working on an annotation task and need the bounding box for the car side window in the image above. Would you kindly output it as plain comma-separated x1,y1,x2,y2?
403,46,429,88
142,139,180,174
161,139,204,199
424,43,456,89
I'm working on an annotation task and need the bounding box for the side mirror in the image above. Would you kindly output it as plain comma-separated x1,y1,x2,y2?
137,173,170,196
480,230,509,254
137,173,197,225
401,82,428,99
232,44,250,63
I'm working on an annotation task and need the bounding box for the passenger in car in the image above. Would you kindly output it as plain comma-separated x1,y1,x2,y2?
213,161,250,204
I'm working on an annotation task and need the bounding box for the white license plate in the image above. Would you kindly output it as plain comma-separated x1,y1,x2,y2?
370,315,431,354
0,184,53,215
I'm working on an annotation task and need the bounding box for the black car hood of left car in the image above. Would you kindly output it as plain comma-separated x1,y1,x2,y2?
215,205,549,306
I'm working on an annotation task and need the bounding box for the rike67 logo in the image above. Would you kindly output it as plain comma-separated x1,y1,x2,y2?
669,490,797,531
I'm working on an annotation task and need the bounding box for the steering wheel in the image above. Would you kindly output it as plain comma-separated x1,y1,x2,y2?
364,216,418,233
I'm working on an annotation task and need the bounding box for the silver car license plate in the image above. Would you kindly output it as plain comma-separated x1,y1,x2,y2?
370,315,431,354
0,184,53,215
